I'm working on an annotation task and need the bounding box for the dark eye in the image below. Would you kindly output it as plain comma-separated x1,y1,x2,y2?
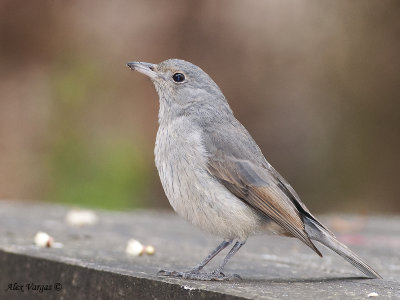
172,73,185,82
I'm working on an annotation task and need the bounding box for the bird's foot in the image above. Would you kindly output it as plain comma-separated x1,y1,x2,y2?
158,269,241,281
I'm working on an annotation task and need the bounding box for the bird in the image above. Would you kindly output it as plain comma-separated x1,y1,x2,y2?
127,59,381,281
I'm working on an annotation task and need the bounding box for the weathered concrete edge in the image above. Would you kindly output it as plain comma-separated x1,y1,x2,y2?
0,249,246,300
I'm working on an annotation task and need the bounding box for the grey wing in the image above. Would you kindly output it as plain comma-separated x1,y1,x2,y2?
267,165,332,234
204,121,322,255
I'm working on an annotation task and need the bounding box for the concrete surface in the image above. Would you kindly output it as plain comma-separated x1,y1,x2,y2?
0,200,399,299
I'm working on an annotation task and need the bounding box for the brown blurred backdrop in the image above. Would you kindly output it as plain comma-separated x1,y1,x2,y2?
0,0,399,213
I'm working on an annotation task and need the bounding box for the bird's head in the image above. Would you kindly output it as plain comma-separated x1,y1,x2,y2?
127,59,231,122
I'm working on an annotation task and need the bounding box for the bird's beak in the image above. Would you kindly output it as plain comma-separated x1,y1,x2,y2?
127,61,158,79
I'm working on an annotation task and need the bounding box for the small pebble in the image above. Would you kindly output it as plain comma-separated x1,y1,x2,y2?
34,231,54,248
126,239,145,256
368,292,379,297
145,245,155,255
65,209,98,226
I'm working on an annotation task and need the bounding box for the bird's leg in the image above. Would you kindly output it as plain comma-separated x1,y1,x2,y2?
189,239,233,273
158,240,245,281
158,239,232,279
209,240,245,279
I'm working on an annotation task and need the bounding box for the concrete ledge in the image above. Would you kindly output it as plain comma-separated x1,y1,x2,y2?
1,250,239,300
0,200,399,299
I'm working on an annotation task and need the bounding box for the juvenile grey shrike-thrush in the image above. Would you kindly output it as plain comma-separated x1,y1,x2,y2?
127,59,381,281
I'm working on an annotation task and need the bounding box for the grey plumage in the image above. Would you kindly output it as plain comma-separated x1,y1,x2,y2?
127,59,381,280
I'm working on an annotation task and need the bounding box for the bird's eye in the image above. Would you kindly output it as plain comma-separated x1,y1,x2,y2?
172,73,185,82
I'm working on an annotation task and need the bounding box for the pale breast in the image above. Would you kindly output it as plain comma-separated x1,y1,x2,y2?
154,117,266,241
154,117,209,212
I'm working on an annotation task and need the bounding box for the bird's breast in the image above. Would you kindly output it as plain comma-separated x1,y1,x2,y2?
155,117,208,211
154,117,264,240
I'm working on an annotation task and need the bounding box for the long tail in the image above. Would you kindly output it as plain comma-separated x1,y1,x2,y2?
304,216,382,279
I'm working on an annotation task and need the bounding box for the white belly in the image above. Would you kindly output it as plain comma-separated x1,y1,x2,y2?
154,117,264,241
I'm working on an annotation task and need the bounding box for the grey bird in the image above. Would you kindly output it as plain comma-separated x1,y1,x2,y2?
127,59,381,281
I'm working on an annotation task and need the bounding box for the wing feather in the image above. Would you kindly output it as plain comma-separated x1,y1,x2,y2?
204,121,323,256
208,155,321,256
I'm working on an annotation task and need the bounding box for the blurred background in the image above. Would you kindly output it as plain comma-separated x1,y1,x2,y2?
0,0,399,213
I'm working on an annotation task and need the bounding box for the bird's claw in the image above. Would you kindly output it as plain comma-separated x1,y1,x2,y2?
157,270,185,277
158,269,241,281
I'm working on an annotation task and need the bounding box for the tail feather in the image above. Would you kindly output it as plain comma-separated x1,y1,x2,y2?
304,217,382,279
